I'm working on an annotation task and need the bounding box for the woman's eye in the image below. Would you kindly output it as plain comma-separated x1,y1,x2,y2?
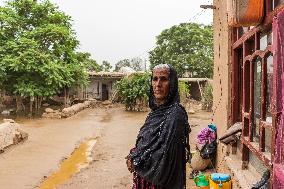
160,77,169,81
152,77,158,81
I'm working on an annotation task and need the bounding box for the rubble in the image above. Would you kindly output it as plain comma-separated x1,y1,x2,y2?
42,103,50,107
101,100,111,105
45,108,55,113
42,100,98,119
0,119,28,152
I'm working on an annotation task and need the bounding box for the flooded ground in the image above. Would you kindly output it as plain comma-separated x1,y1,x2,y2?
0,106,107,189
0,104,211,189
58,107,212,189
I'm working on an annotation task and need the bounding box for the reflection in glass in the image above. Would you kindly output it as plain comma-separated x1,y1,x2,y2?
266,55,273,124
260,35,267,51
260,32,272,51
273,0,284,10
254,57,262,141
265,129,272,153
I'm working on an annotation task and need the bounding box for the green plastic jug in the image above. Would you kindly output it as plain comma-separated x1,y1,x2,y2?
194,173,209,187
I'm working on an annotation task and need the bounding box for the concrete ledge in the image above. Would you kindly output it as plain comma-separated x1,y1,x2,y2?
225,154,262,189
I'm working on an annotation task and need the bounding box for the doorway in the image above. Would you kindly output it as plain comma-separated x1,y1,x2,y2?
102,84,109,101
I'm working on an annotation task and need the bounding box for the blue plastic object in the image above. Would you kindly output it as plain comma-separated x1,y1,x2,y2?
208,124,217,132
211,173,230,182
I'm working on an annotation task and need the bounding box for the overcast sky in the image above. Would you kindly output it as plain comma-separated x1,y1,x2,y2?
0,0,213,66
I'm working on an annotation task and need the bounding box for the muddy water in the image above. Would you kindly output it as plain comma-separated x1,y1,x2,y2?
58,108,211,189
0,105,211,189
39,139,97,189
0,106,135,189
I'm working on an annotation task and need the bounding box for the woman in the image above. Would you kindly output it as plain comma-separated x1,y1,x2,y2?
126,64,191,189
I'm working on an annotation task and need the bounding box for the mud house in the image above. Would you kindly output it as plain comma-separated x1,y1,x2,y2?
212,0,284,188
83,72,125,101
178,78,212,100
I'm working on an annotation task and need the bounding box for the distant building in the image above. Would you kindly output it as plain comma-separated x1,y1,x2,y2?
75,72,125,101
178,78,211,100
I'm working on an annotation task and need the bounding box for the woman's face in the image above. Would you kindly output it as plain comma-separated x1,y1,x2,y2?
152,68,170,105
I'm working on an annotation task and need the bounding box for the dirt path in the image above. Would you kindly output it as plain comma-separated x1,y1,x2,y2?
58,107,148,189
58,107,212,189
0,105,212,189
0,106,113,189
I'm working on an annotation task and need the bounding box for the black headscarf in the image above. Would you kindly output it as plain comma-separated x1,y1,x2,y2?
128,65,191,189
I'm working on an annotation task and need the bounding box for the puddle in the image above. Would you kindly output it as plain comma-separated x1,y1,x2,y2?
38,139,97,189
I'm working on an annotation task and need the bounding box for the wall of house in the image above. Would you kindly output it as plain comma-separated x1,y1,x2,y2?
188,81,207,101
86,80,100,99
212,0,242,185
85,78,117,101
213,0,231,137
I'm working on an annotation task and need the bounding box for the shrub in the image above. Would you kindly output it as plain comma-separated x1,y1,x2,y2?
115,73,150,111
178,81,190,104
202,83,213,111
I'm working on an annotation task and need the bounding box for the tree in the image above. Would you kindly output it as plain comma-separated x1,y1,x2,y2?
130,57,144,71
149,23,213,78
114,59,131,71
0,0,89,112
100,60,112,72
76,52,101,72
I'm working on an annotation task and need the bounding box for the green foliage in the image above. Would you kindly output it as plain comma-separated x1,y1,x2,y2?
201,83,213,111
149,23,213,78
0,0,89,99
130,57,144,71
77,52,101,72
178,81,189,104
100,60,112,72
115,73,150,111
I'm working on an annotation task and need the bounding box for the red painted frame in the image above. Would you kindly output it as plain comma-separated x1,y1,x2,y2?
230,1,284,187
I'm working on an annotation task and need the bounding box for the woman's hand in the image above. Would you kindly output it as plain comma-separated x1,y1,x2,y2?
126,157,134,173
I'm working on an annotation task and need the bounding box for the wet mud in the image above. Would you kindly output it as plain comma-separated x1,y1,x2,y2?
0,105,211,189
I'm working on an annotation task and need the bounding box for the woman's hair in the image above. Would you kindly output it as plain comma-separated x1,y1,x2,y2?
153,64,170,72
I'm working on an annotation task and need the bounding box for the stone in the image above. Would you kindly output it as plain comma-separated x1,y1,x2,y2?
1,110,10,115
42,112,61,119
102,100,111,105
0,121,28,150
45,108,54,113
83,101,91,107
3,119,15,123
189,109,196,114
107,105,113,109
42,103,49,107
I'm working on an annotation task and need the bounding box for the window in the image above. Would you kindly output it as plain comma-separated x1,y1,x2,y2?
232,28,274,169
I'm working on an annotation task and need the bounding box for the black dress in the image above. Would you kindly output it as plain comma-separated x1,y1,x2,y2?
128,65,191,189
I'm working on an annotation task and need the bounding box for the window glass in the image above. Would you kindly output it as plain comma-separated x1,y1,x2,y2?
265,128,272,152
260,32,272,51
266,55,273,123
273,0,284,10
254,57,262,141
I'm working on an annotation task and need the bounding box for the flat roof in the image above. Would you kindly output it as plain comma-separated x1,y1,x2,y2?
88,71,126,78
